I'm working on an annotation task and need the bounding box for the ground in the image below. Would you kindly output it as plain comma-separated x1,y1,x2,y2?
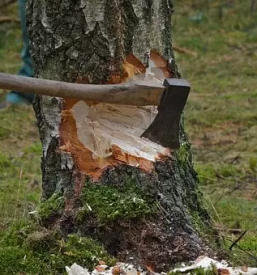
0,3,41,231
0,0,257,271
173,0,257,265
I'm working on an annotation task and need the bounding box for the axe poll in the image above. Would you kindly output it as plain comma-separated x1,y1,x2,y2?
0,72,190,148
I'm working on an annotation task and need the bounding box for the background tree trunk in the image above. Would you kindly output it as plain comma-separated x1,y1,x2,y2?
27,0,214,271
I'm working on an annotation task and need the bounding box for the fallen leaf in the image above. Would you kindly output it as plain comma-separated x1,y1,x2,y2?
112,266,120,275
218,268,230,275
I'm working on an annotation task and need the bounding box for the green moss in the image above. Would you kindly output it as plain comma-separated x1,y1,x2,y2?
79,180,157,223
61,234,116,268
169,265,217,275
188,191,219,250
0,219,36,246
24,229,59,253
0,246,47,275
38,193,65,221
0,220,116,274
190,210,208,233
176,143,191,166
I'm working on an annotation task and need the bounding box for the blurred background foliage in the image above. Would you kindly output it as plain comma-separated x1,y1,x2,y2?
0,1,41,231
173,0,257,264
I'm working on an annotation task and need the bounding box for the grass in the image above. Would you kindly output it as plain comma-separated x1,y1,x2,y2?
173,0,257,265
0,220,116,274
1,0,257,270
0,4,41,230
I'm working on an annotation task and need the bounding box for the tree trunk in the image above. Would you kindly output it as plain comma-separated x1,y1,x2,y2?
27,0,214,271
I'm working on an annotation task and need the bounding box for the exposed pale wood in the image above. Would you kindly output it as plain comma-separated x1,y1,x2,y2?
72,100,170,160
0,72,163,106
58,53,173,179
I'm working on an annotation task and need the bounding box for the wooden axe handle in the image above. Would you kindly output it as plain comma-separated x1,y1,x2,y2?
0,72,164,106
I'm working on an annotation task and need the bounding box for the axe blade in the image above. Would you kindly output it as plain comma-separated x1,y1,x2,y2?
141,78,190,149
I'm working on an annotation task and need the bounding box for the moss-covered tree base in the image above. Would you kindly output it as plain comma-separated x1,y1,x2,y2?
39,154,215,272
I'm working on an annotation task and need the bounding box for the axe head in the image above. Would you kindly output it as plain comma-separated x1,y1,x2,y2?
141,78,190,149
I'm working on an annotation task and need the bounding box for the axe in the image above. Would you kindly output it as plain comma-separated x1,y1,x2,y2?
0,72,190,149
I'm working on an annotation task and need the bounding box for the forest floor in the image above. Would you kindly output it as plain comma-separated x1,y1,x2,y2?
0,0,257,270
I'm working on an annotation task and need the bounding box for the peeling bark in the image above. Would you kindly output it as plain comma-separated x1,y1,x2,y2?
27,0,215,271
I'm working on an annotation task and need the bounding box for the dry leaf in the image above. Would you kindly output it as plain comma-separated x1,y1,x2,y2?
112,266,120,275
218,268,230,275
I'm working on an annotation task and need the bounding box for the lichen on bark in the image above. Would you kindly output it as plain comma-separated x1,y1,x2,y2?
27,0,216,271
